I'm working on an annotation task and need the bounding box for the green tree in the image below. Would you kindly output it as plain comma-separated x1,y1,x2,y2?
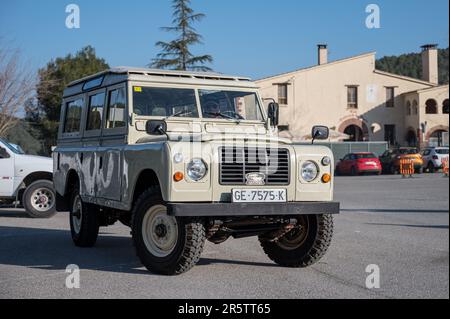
150,0,213,71
33,46,109,153
376,48,449,85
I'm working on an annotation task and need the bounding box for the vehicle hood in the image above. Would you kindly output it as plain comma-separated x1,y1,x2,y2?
14,154,53,172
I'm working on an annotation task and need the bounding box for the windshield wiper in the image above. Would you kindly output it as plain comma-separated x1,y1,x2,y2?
204,112,243,121
165,109,193,120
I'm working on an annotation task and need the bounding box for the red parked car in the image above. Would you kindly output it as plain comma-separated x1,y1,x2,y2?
336,152,382,176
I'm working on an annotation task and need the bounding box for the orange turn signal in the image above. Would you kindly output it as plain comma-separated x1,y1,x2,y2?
322,173,331,183
173,172,184,182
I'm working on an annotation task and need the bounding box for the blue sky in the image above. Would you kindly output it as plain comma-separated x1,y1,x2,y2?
1,0,449,80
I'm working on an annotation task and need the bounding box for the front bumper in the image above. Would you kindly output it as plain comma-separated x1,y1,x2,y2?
168,201,340,217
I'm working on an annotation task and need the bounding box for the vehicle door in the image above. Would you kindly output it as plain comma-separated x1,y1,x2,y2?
96,84,127,201
82,89,106,197
340,154,351,174
0,144,15,197
379,150,392,168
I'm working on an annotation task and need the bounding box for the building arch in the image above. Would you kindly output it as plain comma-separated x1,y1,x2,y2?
338,118,369,141
406,101,412,116
405,127,417,147
443,99,449,114
426,125,449,147
412,100,418,115
425,99,438,114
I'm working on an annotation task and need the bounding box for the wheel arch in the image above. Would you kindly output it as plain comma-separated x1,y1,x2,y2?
131,169,164,206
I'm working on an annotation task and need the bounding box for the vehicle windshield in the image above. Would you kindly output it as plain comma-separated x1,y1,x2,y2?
356,153,377,159
199,90,264,121
133,87,199,118
399,148,418,155
0,139,25,155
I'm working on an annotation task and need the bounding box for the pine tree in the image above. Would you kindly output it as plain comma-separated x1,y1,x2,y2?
150,0,213,72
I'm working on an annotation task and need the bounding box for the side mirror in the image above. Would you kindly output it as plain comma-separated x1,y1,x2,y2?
311,125,329,144
267,102,279,127
146,120,167,136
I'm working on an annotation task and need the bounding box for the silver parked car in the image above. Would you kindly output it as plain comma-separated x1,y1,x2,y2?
422,147,449,173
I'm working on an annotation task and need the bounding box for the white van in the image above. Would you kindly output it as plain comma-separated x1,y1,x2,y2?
0,138,56,218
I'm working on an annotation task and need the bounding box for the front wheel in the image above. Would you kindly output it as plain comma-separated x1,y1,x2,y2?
23,180,57,218
132,188,205,275
259,214,334,268
69,185,100,247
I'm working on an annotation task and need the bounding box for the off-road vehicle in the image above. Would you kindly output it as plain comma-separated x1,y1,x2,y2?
54,67,339,275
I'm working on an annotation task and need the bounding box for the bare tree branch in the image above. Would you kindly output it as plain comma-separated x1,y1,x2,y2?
0,44,36,137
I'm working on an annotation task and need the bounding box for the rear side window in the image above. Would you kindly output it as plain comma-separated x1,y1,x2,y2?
106,88,127,129
356,153,376,159
64,98,84,133
436,149,449,155
422,150,431,156
86,92,105,131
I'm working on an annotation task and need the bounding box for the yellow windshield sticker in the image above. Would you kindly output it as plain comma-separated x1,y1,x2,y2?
134,86,142,92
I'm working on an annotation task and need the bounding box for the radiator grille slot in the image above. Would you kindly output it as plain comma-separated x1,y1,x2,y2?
219,147,290,185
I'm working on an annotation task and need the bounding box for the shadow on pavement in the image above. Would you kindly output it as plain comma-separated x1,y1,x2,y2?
342,208,449,214
366,223,449,230
0,225,276,276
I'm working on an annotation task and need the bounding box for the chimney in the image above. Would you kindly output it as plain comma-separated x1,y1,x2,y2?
421,44,439,84
318,44,328,65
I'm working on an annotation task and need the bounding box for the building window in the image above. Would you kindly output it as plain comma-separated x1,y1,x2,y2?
278,125,289,132
425,99,438,114
384,124,396,146
386,87,395,108
347,86,358,109
278,84,288,105
406,101,412,116
443,99,449,114
413,100,418,115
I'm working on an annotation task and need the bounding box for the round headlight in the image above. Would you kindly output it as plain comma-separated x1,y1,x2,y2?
301,161,319,182
322,156,332,166
187,159,207,181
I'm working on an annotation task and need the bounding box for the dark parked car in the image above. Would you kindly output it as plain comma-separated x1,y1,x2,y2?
336,153,382,176
379,148,424,174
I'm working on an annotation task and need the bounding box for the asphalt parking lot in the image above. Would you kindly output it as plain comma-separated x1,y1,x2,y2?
0,174,448,299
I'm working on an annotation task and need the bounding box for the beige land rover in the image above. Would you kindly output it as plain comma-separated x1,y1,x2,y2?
54,67,339,275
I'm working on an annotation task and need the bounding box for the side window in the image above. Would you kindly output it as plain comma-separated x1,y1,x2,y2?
0,147,10,159
86,92,105,131
106,88,127,129
64,98,84,133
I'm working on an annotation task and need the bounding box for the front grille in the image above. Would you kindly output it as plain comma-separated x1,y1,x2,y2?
219,147,290,185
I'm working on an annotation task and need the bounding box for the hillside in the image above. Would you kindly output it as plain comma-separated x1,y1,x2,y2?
376,48,449,85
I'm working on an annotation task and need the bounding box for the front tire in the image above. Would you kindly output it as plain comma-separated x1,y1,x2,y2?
23,180,57,218
69,185,99,247
132,188,205,275
259,214,334,268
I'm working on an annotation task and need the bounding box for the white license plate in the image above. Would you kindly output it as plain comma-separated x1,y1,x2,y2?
366,161,377,165
232,189,287,203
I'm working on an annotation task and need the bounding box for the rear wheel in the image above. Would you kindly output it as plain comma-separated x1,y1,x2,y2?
23,180,56,218
427,162,436,173
69,184,99,247
132,188,205,275
259,214,334,268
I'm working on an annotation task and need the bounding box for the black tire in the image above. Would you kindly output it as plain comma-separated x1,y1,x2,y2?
69,183,99,247
131,187,205,275
427,162,436,173
350,166,358,176
259,214,333,268
389,165,398,175
22,180,57,218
